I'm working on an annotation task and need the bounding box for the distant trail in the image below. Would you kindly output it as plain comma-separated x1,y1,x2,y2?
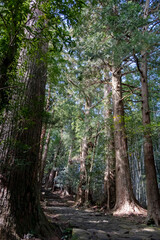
43,191,160,240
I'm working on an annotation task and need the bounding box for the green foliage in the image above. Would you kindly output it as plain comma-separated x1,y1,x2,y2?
1,0,159,208
43,0,160,206
0,0,30,59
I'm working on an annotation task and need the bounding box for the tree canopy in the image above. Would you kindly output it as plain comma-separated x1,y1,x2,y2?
0,0,160,239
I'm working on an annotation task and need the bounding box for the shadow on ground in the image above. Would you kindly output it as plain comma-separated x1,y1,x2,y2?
42,190,160,240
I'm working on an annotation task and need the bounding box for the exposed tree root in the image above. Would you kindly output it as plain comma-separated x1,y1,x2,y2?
112,200,160,226
113,201,147,217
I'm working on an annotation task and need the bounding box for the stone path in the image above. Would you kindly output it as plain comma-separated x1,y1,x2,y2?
43,191,160,240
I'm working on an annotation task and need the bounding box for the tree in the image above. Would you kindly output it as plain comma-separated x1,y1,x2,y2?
111,66,145,214
77,96,91,205
73,0,160,220
0,1,54,238
133,0,160,225
38,87,52,187
103,75,116,210
0,0,86,238
75,0,146,214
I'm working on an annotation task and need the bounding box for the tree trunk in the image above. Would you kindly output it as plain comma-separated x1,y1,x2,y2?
77,135,88,205
0,2,59,239
0,42,56,240
141,52,160,225
40,130,51,185
77,99,91,205
46,145,61,190
103,81,116,210
85,128,99,204
39,87,51,164
65,146,73,195
111,66,146,215
134,0,160,225
38,88,53,188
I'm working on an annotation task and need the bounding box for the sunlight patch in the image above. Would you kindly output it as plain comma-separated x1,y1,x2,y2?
142,228,156,232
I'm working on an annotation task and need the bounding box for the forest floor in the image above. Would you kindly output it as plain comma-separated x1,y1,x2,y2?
42,190,160,240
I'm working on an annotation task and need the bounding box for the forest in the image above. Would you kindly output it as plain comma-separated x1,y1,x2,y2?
0,0,160,240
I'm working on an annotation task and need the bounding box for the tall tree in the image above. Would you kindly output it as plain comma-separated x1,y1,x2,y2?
134,0,160,225
0,1,54,238
111,66,144,214
77,96,91,205
78,0,146,214
0,0,86,238
103,76,116,210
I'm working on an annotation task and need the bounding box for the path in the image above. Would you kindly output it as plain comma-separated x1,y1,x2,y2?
43,191,160,240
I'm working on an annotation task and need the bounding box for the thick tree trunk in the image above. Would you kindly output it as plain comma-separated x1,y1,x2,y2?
141,51,160,226
0,2,59,239
111,67,146,215
0,44,56,240
103,82,116,210
0,164,53,240
38,89,53,188
39,87,51,165
134,0,160,225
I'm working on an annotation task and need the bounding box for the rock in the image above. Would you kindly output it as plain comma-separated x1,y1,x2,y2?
86,229,110,240
96,233,110,240
87,229,97,233
72,228,90,240
75,217,85,223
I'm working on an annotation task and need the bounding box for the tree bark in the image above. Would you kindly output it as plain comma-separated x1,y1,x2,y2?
46,145,61,190
103,81,116,210
111,66,146,215
132,0,160,225
39,87,51,167
141,52,160,225
0,42,55,240
40,129,51,185
38,88,53,188
0,2,59,239
77,135,88,205
77,98,91,205
139,0,160,226
85,127,99,204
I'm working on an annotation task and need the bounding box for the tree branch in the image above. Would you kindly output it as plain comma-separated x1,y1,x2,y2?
122,83,140,90
121,70,137,76
133,50,144,78
121,87,141,101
